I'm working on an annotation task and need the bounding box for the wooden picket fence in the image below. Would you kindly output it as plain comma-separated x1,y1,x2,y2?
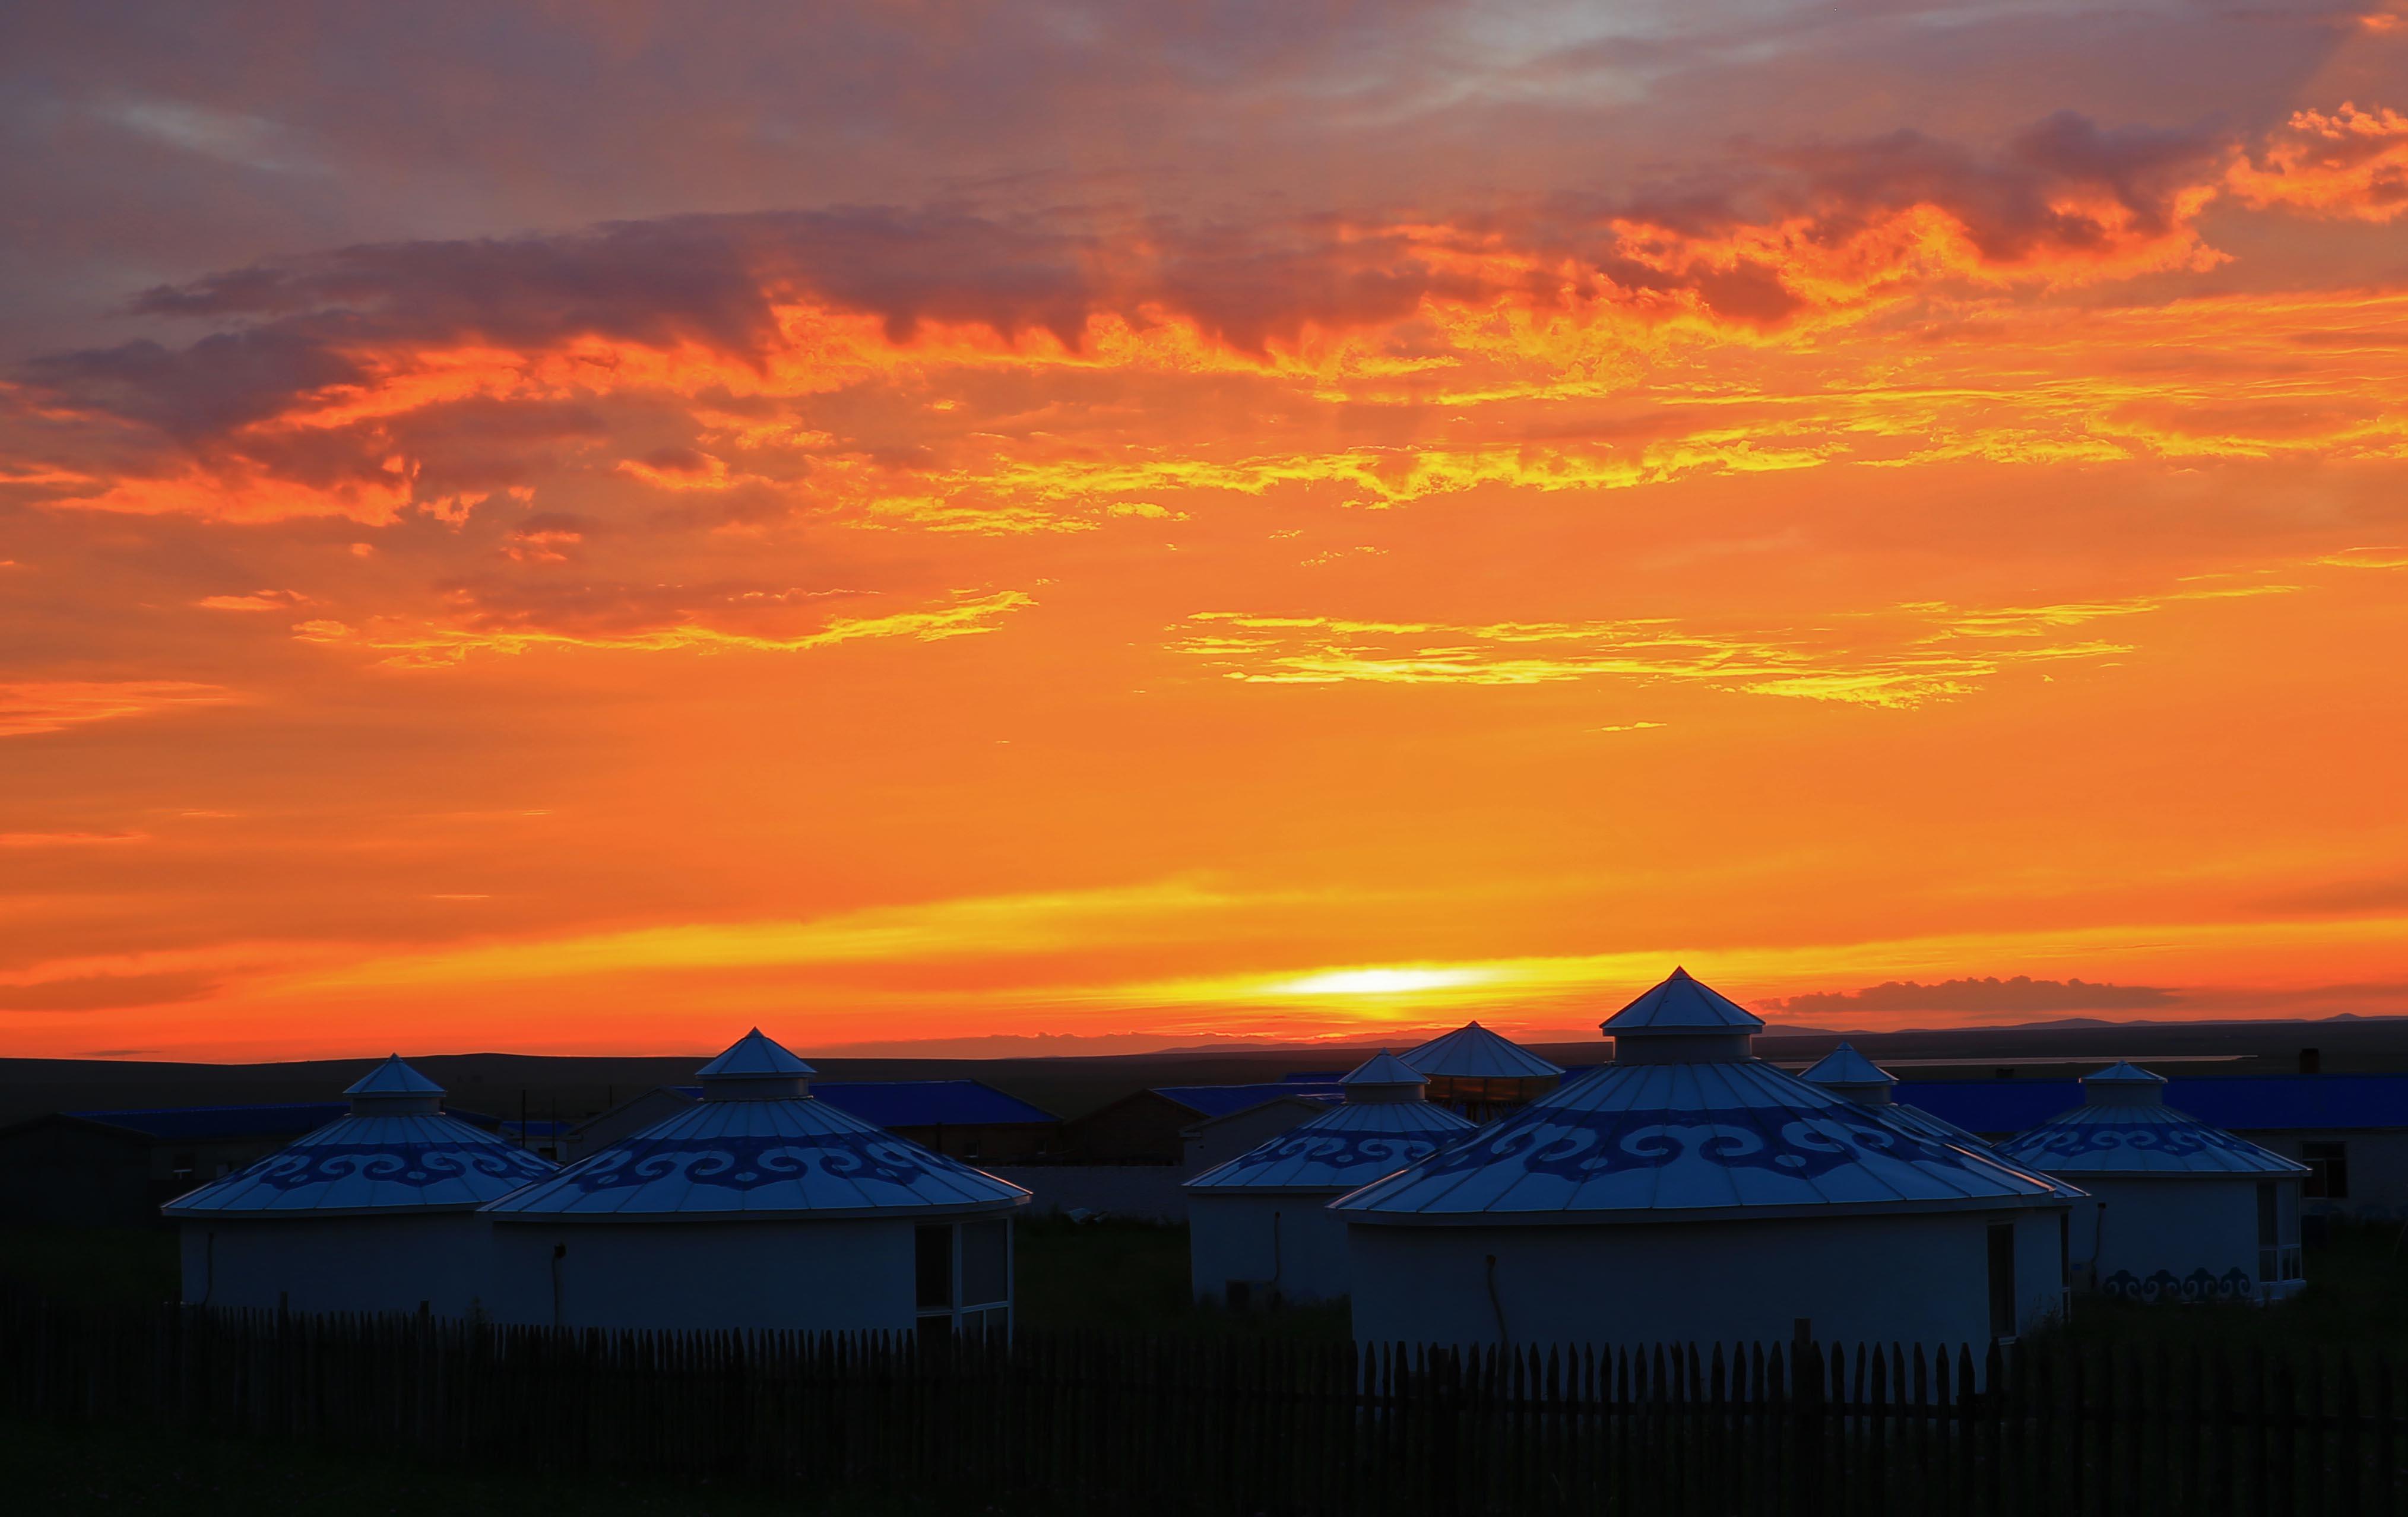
4,1283,2405,1515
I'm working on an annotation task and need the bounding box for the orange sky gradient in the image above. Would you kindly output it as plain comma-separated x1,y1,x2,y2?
3,2,2407,1060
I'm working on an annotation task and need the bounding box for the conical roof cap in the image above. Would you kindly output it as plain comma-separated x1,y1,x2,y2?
1802,1043,1894,1090
1343,1051,1427,1088
698,1029,817,1080
1601,967,1764,1034
1401,1023,1563,1079
2084,1060,2166,1086
344,1055,444,1098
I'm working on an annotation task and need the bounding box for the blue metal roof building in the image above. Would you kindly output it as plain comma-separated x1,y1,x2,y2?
1152,1081,1344,1119
1899,1075,2408,1138
670,1080,1060,1130
63,1103,349,1141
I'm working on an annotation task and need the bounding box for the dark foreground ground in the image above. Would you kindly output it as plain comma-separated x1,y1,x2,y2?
0,1417,1017,1517
5,1217,2406,1512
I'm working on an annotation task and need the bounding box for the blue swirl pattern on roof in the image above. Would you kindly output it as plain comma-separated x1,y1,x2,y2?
1997,1104,2308,1176
486,1092,1028,1218
1409,1105,1951,1182
1187,1100,1475,1192
164,1114,556,1215
1336,1059,2067,1220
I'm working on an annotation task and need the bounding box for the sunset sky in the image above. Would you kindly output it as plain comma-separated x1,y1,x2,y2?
5,1,2408,1061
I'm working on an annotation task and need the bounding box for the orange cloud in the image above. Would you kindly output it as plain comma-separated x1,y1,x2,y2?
196,589,315,611
295,588,1035,667
2229,104,2408,221
13,106,2379,529
0,831,151,848
1176,583,2297,707
0,681,236,738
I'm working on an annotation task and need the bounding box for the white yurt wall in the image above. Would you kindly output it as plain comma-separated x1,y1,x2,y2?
1349,1207,2068,1350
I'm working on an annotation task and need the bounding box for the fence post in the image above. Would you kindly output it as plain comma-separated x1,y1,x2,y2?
1433,1345,1462,1517
2271,1349,2298,1517
1793,1328,1825,1517
2377,1356,2396,1517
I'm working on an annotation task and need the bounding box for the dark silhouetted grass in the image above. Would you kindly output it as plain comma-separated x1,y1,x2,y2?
0,1224,176,1306
1012,1214,1350,1340
2042,1218,2408,1350
0,1415,1056,1517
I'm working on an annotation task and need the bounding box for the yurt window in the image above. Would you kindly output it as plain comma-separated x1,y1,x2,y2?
2303,1141,2350,1199
915,1220,1015,1340
1986,1223,2016,1341
962,1219,1009,1308
916,1223,953,1315
2257,1183,2302,1283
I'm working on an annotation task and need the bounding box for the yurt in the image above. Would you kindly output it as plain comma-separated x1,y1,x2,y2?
1401,1022,1564,1120
1996,1061,2308,1303
1186,1051,1476,1307
481,1029,1030,1335
162,1055,556,1316
1338,969,2073,1353
1802,1043,2008,1150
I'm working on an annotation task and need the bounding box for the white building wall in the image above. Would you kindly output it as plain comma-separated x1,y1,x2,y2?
2249,1132,2408,1218
482,1218,923,1331
2065,1176,2297,1299
178,1213,498,1318
1348,1208,2065,1356
1188,1192,1349,1305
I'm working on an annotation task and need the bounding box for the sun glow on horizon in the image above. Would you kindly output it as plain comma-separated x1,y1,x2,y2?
1260,966,1503,999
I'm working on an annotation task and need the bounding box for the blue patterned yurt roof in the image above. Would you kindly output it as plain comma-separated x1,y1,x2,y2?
1333,1057,2068,1223
163,1111,557,1215
1996,1101,2309,1178
485,1080,1030,1220
1401,1023,1563,1080
1187,1052,1475,1194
